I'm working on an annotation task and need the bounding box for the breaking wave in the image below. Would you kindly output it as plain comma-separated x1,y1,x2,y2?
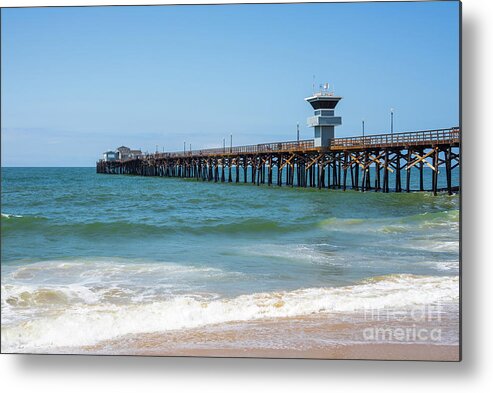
1,274,458,352
1,215,308,237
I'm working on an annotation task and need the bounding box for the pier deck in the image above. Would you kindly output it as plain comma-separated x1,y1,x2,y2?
97,127,460,195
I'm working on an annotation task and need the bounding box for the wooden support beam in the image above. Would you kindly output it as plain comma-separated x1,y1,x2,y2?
279,154,296,171
405,149,436,171
406,149,411,193
343,152,348,191
305,154,324,171
446,146,452,195
395,150,401,192
433,147,439,196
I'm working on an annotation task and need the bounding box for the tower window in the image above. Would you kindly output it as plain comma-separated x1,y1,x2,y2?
315,110,334,116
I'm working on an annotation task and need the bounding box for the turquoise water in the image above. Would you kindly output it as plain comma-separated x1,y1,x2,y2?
1,167,460,352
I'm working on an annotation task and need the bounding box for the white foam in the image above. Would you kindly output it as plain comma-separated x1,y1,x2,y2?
1,213,23,218
2,259,237,287
406,240,460,253
244,243,340,265
1,259,238,326
422,260,459,273
1,274,459,352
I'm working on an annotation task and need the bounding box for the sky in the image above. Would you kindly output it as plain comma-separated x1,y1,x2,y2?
1,1,460,167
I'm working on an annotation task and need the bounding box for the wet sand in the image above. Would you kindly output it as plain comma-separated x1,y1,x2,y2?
135,343,459,361
74,311,460,361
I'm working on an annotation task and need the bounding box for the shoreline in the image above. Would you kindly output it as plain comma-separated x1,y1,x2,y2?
66,311,459,361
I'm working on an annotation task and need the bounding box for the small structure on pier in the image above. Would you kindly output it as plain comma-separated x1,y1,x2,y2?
129,149,143,159
305,84,342,147
116,146,131,160
102,151,119,162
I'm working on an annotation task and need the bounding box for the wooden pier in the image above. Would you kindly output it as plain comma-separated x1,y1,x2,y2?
97,127,460,195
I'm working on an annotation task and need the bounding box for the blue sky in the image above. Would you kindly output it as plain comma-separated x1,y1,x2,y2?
1,1,459,167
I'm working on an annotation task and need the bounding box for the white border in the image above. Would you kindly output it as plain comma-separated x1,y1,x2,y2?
1,1,492,392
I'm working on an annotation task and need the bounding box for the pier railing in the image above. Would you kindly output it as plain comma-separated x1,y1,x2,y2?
152,139,315,159
330,127,460,150
133,127,460,161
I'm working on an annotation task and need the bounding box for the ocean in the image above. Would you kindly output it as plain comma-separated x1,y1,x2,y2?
1,167,460,355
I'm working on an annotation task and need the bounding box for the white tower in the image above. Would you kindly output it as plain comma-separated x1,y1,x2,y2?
305,84,342,147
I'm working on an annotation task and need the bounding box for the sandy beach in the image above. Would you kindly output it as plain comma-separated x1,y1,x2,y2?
71,311,459,361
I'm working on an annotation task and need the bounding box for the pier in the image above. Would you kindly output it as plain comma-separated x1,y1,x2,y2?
97,91,460,195
97,126,460,195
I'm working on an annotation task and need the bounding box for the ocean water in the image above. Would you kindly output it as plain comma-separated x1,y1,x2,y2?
1,167,460,353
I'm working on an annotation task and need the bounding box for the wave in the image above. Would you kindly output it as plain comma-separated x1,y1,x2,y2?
1,213,24,219
1,215,305,237
1,274,459,352
242,243,341,266
2,208,458,239
403,210,459,226
1,214,50,235
1,259,238,311
1,213,46,222
318,210,459,234
318,217,366,227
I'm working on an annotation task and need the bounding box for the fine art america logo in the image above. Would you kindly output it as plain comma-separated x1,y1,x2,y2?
361,304,444,343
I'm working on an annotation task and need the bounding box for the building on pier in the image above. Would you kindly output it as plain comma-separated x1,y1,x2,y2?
116,146,131,160
305,85,342,147
102,150,119,162
129,149,143,159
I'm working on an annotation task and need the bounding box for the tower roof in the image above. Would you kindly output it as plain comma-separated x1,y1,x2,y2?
305,94,342,110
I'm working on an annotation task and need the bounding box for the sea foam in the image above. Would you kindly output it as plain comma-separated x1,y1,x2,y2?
1,274,459,352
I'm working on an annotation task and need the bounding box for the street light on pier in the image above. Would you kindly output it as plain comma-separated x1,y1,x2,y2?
297,123,300,143
230,134,233,153
390,108,395,135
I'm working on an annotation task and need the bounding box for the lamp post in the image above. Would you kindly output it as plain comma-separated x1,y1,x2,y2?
390,108,394,135
223,138,225,153
297,123,300,143
230,134,232,153
362,119,365,147
184,141,186,155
